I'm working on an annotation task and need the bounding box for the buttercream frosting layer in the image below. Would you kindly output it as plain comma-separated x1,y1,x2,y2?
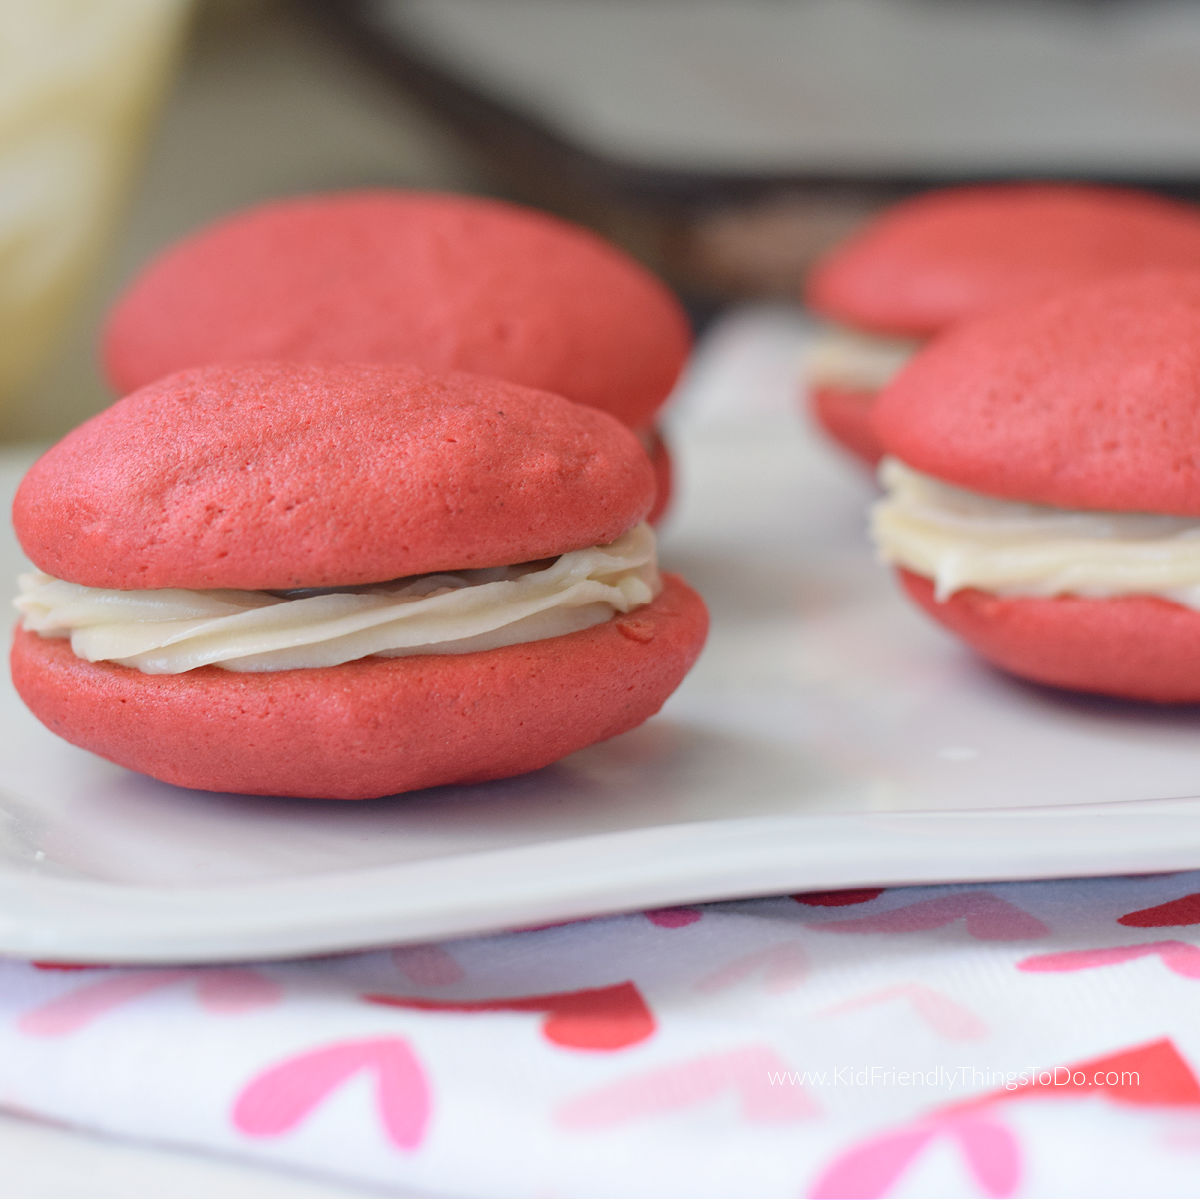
805,327,920,393
872,460,1200,607
16,524,660,674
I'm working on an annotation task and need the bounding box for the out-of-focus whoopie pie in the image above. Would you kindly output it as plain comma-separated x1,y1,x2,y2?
102,190,691,520
805,184,1200,465
871,270,1200,703
11,362,708,797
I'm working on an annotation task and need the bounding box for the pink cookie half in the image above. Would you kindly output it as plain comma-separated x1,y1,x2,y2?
873,270,1200,517
807,384,882,467
807,184,1200,338
644,431,673,525
102,190,691,431
14,362,654,591
899,570,1200,704
11,576,708,799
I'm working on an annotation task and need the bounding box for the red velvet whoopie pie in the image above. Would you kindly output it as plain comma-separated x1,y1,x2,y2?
870,270,1200,703
102,190,691,520
11,362,708,797
805,184,1200,465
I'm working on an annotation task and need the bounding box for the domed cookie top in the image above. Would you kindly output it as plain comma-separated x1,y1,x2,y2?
14,361,655,590
873,270,1200,516
807,184,1200,338
102,190,691,429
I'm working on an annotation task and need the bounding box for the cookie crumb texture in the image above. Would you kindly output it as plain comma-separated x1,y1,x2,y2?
900,569,1200,703
10,576,709,799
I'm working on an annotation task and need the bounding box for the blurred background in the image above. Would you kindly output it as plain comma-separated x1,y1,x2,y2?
9,0,1200,441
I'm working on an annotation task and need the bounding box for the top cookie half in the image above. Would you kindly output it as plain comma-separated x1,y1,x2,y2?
14,361,656,591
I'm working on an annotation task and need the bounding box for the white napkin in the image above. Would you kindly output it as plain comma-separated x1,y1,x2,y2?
5,873,1200,1197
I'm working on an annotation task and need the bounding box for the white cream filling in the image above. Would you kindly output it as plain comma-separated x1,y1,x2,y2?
805,327,921,393
872,459,1200,607
15,523,661,675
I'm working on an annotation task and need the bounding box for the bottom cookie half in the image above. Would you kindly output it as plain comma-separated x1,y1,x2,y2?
12,574,709,799
899,568,1200,703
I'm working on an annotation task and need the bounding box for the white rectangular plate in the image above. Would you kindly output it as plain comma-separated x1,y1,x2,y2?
6,307,1200,964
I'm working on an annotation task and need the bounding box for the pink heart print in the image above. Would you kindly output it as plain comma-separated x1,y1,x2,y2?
805,891,1049,941
390,945,464,987
810,1115,1020,1199
816,983,988,1041
695,942,809,994
645,907,703,928
19,968,281,1036
556,1045,818,1129
233,1036,430,1150
812,1040,1200,1200
1018,940,1200,979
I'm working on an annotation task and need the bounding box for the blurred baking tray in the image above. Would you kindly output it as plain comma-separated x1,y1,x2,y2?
4,305,1200,964
329,0,1200,182
313,0,1200,295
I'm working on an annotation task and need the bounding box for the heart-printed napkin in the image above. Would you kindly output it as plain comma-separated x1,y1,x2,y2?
7,872,1200,1197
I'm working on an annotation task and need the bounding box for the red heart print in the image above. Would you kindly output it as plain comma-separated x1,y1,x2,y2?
1119,893,1200,928
950,1038,1200,1113
364,981,654,1051
792,888,884,907
805,891,1048,941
